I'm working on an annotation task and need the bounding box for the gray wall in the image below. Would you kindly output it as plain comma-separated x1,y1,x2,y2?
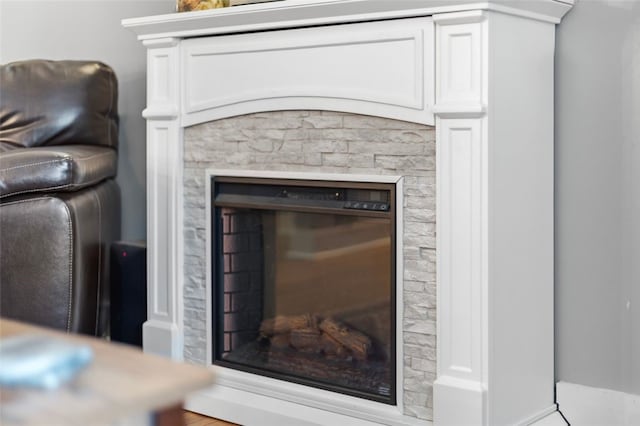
555,0,640,395
1,0,639,397
0,0,176,241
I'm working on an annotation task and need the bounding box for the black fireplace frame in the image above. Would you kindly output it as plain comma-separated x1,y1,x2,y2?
210,176,397,405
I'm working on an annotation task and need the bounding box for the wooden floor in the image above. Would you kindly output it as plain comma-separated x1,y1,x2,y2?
184,410,238,426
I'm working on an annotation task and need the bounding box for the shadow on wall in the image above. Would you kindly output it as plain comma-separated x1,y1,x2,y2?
117,70,148,239
554,0,640,397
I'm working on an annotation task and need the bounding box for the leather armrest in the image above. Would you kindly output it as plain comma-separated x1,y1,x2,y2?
0,145,117,199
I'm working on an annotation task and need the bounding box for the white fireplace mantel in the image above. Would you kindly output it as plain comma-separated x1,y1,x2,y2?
123,0,573,39
123,1,573,424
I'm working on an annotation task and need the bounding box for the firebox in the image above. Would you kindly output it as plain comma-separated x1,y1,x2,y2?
211,176,396,404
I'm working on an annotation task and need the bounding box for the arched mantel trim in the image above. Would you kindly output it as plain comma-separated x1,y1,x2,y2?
179,18,434,128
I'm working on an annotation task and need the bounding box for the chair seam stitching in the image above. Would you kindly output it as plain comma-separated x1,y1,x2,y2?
93,190,102,336
107,71,114,148
1,183,74,199
1,163,116,198
0,150,113,175
0,158,70,173
62,202,74,332
0,196,54,207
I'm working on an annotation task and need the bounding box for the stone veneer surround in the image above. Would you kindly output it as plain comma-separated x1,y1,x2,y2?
182,110,436,420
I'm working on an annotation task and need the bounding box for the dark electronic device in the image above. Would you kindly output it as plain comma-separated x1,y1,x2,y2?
110,241,147,347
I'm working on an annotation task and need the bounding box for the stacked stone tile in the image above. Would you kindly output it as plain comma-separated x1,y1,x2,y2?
183,110,436,420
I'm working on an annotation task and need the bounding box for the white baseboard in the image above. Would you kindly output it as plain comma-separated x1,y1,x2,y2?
186,382,430,426
522,406,564,426
142,319,183,359
556,381,640,426
529,411,567,426
432,376,484,425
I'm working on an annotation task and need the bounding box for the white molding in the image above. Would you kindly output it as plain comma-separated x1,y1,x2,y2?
484,12,556,425
143,120,184,359
141,39,184,359
519,405,560,426
436,119,485,382
529,411,567,426
182,98,429,128
142,319,181,359
122,0,573,41
556,382,640,426
181,18,434,126
204,168,404,184
433,11,557,425
187,381,430,426
434,12,485,111
204,174,214,366
431,9,486,24
142,37,179,48
142,106,179,120
433,117,487,426
145,43,180,122
433,12,489,424
432,104,486,118
211,368,422,426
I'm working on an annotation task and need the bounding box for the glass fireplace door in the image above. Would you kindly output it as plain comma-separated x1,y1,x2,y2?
212,178,396,404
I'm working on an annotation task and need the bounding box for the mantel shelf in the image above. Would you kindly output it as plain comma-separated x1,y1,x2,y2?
122,0,573,40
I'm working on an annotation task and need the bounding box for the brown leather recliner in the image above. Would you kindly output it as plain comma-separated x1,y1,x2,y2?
0,60,121,336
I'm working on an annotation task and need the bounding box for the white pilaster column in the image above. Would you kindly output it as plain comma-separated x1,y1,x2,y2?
142,37,184,360
433,10,489,425
433,9,556,425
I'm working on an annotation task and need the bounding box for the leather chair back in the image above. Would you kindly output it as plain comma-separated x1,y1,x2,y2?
0,60,118,150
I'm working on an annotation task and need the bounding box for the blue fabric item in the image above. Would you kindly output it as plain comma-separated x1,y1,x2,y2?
0,334,93,389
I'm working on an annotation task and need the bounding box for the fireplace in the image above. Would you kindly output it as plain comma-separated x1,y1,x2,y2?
189,112,431,423
124,1,572,424
211,177,396,403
